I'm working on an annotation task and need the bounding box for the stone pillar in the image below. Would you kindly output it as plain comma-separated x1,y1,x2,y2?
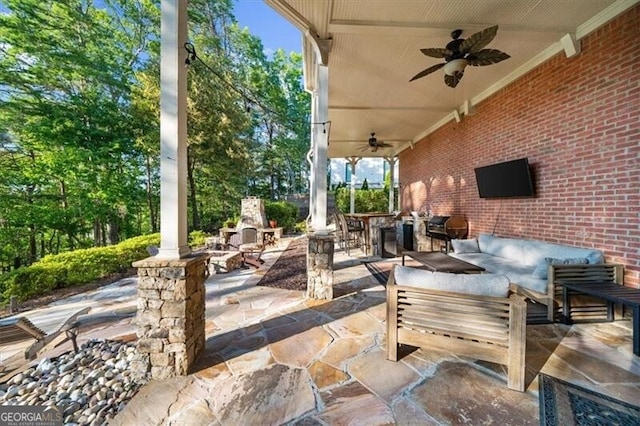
131,254,207,380
306,234,334,300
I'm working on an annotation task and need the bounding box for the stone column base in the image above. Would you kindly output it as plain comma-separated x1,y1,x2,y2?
307,234,334,300
131,254,207,380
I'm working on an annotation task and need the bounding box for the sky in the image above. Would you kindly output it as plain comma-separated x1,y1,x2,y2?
233,0,302,55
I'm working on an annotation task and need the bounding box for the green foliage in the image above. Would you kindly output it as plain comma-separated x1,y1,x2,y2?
264,201,299,233
332,181,347,191
0,1,310,270
294,221,308,234
189,230,209,248
335,188,389,213
224,216,239,228
384,171,391,193
0,234,160,303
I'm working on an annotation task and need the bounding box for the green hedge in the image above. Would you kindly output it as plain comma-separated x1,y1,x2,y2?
189,230,208,248
264,201,299,233
335,187,389,213
0,233,160,304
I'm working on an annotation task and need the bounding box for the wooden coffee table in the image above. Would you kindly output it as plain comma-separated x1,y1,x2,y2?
401,251,485,274
562,281,640,356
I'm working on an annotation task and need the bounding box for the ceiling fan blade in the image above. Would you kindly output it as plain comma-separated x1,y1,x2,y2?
460,25,498,54
466,49,510,66
444,71,464,88
420,48,451,58
409,63,445,82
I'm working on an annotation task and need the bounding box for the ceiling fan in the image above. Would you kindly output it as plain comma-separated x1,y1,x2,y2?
361,133,392,153
409,25,510,88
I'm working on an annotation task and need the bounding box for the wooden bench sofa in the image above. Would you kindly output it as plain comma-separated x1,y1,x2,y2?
450,234,624,321
386,265,527,391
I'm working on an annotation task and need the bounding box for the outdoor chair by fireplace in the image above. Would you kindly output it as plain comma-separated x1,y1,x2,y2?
230,227,264,268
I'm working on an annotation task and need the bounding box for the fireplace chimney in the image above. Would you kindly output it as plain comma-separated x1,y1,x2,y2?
238,197,268,229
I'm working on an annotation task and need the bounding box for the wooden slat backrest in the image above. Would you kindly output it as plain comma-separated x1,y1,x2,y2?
386,265,527,391
549,263,624,321
0,317,45,344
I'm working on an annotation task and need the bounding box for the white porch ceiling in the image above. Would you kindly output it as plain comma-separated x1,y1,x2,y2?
266,0,638,158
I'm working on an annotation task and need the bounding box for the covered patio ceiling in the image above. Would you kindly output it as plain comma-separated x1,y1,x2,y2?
266,0,636,158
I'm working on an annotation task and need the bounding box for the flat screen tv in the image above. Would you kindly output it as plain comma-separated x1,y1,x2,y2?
474,158,535,198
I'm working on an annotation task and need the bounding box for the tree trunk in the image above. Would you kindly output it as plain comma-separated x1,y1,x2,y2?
93,219,102,246
59,179,75,250
108,219,119,245
28,223,37,264
145,155,158,233
101,222,107,246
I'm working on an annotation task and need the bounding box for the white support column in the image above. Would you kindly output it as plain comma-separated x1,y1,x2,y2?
310,64,329,234
158,0,190,259
385,156,397,213
306,112,316,224
346,157,360,213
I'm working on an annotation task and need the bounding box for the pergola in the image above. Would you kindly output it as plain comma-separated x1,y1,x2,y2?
137,0,638,380
156,0,635,257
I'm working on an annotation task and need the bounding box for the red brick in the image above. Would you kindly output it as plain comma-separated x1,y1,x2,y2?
399,5,640,287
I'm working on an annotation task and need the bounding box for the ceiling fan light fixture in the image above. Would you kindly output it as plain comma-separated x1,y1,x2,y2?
443,58,468,76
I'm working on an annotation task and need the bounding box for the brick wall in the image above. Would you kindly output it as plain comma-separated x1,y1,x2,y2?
399,5,639,287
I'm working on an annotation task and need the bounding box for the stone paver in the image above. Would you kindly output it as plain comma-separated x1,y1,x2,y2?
209,364,316,425
321,335,376,370
347,347,422,402
4,238,640,425
391,398,439,425
307,360,350,389
317,381,396,425
269,326,333,367
408,362,539,425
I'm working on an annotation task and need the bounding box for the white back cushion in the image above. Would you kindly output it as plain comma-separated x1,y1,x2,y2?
393,265,510,297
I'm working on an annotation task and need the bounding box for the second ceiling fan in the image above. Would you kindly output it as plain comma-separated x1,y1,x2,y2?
362,133,392,153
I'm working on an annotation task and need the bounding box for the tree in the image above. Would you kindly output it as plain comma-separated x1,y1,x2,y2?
0,0,157,261
0,0,312,269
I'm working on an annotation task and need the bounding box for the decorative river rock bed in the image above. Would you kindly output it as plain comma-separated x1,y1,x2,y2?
0,339,149,425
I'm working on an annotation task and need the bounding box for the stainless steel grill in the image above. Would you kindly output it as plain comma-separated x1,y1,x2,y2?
426,216,468,251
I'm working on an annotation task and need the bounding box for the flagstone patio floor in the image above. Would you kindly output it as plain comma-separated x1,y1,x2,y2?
115,239,640,425
3,237,639,424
